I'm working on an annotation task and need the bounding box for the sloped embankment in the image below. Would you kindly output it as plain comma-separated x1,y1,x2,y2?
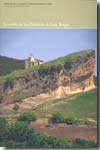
0,49,95,104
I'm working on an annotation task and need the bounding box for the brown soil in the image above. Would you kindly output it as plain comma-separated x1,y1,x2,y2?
31,119,97,142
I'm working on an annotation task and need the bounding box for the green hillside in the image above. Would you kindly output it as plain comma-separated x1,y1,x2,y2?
0,56,25,76
34,89,97,120
44,49,93,66
0,49,94,80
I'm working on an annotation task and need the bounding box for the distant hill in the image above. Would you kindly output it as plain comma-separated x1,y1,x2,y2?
0,56,25,76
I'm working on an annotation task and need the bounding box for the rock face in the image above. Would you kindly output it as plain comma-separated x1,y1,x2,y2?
0,49,95,104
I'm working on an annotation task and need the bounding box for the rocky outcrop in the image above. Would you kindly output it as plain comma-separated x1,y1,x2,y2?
0,49,95,104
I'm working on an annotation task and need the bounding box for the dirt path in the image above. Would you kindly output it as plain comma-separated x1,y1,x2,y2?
31,119,97,142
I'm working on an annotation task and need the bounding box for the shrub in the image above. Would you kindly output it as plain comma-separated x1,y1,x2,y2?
0,118,9,142
3,79,14,91
13,104,19,112
14,91,24,100
0,117,69,148
34,133,69,148
49,113,76,125
47,136,69,148
87,140,97,147
64,116,76,125
84,120,90,127
55,137,69,147
8,121,36,144
18,111,37,123
73,138,88,147
35,133,49,147
49,112,64,124
72,138,97,147
64,62,71,70
0,118,8,129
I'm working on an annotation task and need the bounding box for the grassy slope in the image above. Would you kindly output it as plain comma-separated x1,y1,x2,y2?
0,49,93,80
0,56,25,76
34,89,97,120
43,49,92,65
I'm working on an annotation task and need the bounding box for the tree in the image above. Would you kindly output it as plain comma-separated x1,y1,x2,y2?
8,121,36,147
49,112,64,124
18,111,37,123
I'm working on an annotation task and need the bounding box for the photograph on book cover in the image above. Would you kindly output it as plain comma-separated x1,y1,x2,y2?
0,0,97,149
0,29,97,148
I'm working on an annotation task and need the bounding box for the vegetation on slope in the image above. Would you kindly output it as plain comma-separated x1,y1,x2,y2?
0,49,93,80
34,89,97,120
0,117,97,148
49,112,76,125
0,118,70,148
18,111,37,123
0,56,25,76
43,49,93,66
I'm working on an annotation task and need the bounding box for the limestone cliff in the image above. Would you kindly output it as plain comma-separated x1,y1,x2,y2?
0,49,95,104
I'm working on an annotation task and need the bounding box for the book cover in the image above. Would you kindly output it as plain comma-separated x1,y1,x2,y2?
0,0,97,149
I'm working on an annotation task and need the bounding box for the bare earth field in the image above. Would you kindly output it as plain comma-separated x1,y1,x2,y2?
0,89,97,142
31,119,97,142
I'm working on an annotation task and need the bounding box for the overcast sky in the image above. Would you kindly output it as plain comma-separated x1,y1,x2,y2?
0,29,97,75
